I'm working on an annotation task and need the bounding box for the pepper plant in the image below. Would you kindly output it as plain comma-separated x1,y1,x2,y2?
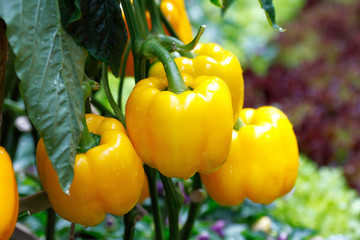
0,0,297,239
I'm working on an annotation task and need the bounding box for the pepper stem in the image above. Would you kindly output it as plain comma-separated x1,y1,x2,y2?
145,166,165,240
159,174,182,240
233,118,245,131
101,63,127,128
146,0,163,34
77,79,101,153
77,117,97,153
159,25,206,54
142,38,187,94
120,0,142,50
120,0,144,82
180,173,203,240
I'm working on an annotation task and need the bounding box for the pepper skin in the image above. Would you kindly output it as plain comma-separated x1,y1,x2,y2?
125,74,233,179
160,0,193,44
138,175,150,203
201,106,299,205
0,147,18,240
149,43,244,123
36,114,145,227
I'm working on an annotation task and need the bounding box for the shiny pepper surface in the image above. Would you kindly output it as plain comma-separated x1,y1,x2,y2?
36,114,145,227
160,0,193,43
149,43,244,123
201,106,299,205
0,147,18,240
125,74,233,179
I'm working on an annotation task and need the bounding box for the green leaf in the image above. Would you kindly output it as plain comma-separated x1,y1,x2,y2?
0,0,86,192
258,0,285,32
210,0,224,8
59,0,128,77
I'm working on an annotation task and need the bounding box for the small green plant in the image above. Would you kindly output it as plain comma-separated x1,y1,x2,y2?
271,156,360,238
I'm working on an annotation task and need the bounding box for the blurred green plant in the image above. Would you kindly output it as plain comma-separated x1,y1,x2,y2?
271,156,360,238
187,0,305,74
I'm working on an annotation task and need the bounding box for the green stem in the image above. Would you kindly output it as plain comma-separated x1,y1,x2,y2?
158,25,206,54
77,117,97,153
180,174,202,240
123,208,136,240
123,205,147,240
85,98,91,114
118,43,131,108
142,38,187,94
79,79,100,152
120,0,142,50
102,63,126,127
120,0,144,82
233,117,245,131
157,35,193,58
144,166,165,240
159,174,182,240
46,208,56,240
133,0,150,38
3,99,26,115
147,0,163,34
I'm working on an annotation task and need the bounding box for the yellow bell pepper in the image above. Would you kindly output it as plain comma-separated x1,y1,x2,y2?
149,43,244,123
201,106,299,205
0,147,18,240
138,176,150,203
160,0,193,43
36,114,145,227
125,74,233,179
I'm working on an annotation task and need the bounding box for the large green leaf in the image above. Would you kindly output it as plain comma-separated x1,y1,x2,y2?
0,0,86,192
59,0,128,77
258,0,285,32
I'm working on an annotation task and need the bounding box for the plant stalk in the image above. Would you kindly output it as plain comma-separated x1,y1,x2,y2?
142,38,187,94
180,173,203,240
46,208,56,240
159,173,182,240
101,63,126,127
144,166,165,240
120,0,144,82
68,223,75,240
118,43,131,108
123,208,136,240
146,0,163,34
76,117,97,153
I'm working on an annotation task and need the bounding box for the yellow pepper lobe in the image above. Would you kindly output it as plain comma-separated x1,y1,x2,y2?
0,147,18,240
201,106,299,206
149,43,244,124
36,114,145,226
126,74,233,179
